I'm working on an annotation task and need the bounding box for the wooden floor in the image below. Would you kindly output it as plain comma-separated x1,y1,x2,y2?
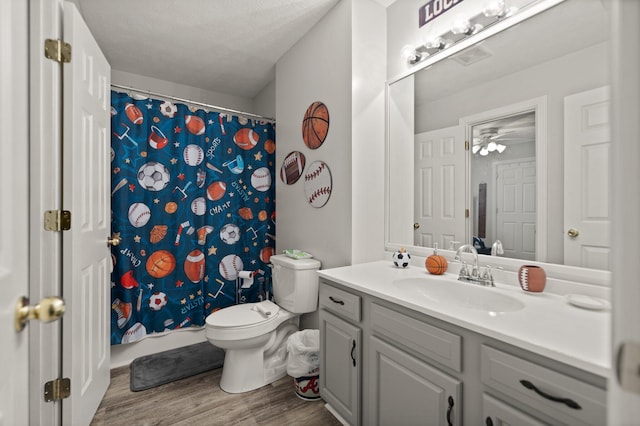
91,365,342,426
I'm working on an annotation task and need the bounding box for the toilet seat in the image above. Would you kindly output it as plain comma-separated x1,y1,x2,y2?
206,300,294,341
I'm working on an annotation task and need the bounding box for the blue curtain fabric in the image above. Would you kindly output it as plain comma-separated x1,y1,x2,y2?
110,91,276,345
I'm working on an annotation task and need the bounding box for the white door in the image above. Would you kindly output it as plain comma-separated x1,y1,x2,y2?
495,159,536,260
0,0,30,422
414,126,466,249
563,87,611,269
62,2,111,424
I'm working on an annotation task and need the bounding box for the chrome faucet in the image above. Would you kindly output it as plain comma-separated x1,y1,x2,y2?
454,244,495,287
491,240,504,256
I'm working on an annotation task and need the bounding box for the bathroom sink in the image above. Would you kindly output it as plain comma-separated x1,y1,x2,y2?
392,277,525,314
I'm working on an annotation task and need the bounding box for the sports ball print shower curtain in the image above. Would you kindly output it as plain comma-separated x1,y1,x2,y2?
110,91,276,345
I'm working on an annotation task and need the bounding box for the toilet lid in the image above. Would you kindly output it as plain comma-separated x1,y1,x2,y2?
207,300,281,328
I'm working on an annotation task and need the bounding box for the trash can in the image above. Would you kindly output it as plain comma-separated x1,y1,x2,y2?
286,329,320,400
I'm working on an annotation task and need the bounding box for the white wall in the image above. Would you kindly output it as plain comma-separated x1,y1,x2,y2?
253,79,276,119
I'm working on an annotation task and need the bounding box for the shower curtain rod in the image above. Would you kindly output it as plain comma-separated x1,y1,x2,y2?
110,83,276,123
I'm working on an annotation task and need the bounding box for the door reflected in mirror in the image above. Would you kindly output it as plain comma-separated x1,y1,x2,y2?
387,0,611,270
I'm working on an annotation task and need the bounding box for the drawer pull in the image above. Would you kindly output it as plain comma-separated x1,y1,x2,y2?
351,340,357,367
446,396,454,426
485,417,493,426
329,296,345,305
520,380,582,410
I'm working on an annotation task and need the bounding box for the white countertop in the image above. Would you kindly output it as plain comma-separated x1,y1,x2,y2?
318,260,611,378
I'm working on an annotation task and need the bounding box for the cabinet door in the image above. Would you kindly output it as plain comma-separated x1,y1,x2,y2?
369,337,462,426
483,394,546,426
320,309,361,426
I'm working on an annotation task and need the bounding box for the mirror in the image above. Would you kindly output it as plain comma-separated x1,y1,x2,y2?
387,0,611,269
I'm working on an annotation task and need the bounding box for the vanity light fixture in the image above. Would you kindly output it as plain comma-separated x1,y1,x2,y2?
401,45,424,65
424,37,453,51
482,0,518,19
451,18,484,36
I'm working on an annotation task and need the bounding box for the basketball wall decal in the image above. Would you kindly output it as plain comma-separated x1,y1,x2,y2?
304,161,332,208
207,181,227,201
184,249,206,283
125,103,144,125
280,151,306,185
185,115,206,135
146,250,176,278
233,128,259,150
302,101,329,149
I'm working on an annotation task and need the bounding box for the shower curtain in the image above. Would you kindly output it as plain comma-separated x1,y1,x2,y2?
110,90,276,345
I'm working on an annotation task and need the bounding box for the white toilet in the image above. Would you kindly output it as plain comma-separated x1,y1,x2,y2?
205,254,321,393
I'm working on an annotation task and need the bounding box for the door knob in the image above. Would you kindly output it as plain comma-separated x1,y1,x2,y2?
414,223,420,230
107,234,121,247
567,228,580,238
15,296,65,332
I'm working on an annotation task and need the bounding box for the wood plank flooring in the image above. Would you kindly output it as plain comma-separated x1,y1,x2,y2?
91,365,342,426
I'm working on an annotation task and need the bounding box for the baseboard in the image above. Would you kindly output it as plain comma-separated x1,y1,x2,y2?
324,403,350,426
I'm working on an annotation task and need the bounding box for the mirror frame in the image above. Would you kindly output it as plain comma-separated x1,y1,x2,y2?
384,0,611,286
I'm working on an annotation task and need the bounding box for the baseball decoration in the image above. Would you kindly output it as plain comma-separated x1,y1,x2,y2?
220,223,241,245
159,100,177,118
148,292,168,311
148,125,169,149
183,144,204,166
219,254,244,281
304,161,332,208
426,244,448,275
302,101,329,149
125,102,144,125
280,151,306,185
184,115,206,135
146,250,176,278
251,167,272,192
206,181,227,201
184,250,206,283
121,322,147,343
128,202,151,228
392,248,411,268
233,128,259,150
137,162,170,191
190,196,206,216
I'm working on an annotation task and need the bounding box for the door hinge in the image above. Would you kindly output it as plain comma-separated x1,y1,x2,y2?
465,140,469,151
44,210,71,231
44,39,71,63
44,378,71,402
465,209,469,218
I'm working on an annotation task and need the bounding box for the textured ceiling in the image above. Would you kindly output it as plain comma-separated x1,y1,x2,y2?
75,0,343,98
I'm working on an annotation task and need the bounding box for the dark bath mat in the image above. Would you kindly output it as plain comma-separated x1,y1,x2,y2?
130,341,225,392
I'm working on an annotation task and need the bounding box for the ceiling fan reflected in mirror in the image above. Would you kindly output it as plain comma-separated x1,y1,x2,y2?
471,112,535,156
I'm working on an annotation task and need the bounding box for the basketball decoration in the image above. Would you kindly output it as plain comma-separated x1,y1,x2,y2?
184,250,206,283
233,128,259,150
125,103,144,125
302,101,329,149
146,250,176,279
392,248,411,268
426,244,448,275
304,161,332,208
260,247,274,263
238,207,253,220
258,210,268,221
264,139,276,154
185,115,206,135
206,181,227,201
280,151,306,185
164,202,178,214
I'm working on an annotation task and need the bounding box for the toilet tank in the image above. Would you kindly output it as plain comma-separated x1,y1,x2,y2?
270,254,321,313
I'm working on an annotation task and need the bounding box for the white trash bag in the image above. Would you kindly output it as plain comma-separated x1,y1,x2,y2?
286,329,320,378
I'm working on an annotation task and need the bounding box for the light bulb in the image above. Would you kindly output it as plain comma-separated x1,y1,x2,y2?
472,144,481,154
483,0,506,17
480,147,489,156
451,19,483,36
496,144,507,153
487,141,497,152
424,37,447,50
401,45,422,64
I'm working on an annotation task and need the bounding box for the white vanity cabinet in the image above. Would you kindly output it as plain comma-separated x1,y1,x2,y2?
318,277,607,426
319,283,362,426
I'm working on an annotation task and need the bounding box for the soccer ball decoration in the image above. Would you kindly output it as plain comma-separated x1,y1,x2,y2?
137,161,170,192
392,248,411,268
148,291,168,311
219,223,241,245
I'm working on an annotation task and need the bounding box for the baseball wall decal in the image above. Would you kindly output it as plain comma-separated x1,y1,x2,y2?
280,151,306,185
304,161,332,208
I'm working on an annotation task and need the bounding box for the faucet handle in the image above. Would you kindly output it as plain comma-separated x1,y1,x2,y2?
482,265,495,286
459,262,470,278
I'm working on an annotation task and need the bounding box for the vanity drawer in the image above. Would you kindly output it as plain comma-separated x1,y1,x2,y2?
481,345,606,426
371,302,461,372
319,282,361,322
